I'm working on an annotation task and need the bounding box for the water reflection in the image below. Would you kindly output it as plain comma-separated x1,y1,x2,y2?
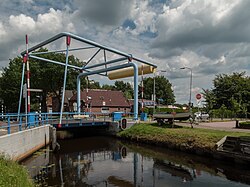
153,159,194,182
22,136,250,187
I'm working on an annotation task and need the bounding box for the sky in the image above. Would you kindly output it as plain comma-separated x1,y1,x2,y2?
0,0,249,104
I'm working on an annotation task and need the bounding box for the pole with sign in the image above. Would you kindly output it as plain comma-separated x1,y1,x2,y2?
196,93,202,122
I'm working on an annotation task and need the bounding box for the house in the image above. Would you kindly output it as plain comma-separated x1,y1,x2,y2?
128,99,156,112
70,89,130,113
47,90,75,112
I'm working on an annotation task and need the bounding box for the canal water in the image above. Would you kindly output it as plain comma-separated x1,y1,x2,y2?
22,136,250,187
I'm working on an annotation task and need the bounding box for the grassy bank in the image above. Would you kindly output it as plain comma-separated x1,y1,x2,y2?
118,123,250,154
0,156,33,187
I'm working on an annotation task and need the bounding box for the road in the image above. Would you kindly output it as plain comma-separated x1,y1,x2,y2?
175,120,250,133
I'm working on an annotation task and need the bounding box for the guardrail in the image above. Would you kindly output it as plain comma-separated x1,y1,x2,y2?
0,112,135,135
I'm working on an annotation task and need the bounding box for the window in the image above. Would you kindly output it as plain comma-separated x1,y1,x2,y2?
101,107,109,113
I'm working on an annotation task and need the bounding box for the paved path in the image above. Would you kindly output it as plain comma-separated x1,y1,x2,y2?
176,120,250,133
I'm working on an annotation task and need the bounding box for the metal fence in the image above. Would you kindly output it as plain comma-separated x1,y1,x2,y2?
0,112,135,135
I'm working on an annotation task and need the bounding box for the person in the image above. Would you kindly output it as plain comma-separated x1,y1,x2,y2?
189,115,194,128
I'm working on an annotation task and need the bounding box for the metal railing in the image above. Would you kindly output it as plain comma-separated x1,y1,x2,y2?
0,111,134,135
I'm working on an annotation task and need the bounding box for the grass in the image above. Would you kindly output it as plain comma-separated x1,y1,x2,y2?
118,123,250,152
0,156,34,187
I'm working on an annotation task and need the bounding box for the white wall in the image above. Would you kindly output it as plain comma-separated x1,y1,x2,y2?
0,125,51,161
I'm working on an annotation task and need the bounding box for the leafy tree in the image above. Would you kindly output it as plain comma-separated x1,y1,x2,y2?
113,81,134,99
0,57,23,112
241,103,248,119
218,104,227,120
87,80,100,89
230,97,241,119
202,89,216,119
140,76,175,105
203,72,250,118
213,72,250,109
102,84,114,90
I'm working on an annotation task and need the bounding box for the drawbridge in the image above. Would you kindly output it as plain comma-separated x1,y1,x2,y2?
1,32,157,134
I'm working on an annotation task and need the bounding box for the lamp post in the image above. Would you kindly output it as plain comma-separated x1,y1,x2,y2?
153,70,166,113
180,67,192,112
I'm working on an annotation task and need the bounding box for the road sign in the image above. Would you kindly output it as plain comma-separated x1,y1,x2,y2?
23,84,27,98
196,93,202,100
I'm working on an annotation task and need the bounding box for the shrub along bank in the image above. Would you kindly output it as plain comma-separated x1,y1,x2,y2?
0,156,33,187
117,123,250,155
239,121,250,129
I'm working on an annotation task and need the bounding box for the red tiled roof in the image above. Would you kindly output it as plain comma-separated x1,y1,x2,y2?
70,89,130,107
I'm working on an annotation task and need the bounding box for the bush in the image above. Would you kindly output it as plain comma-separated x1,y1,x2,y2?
239,121,250,129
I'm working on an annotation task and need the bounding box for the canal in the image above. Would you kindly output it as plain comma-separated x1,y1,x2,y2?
22,136,250,187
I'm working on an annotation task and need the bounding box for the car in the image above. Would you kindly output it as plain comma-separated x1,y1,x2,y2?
194,112,209,121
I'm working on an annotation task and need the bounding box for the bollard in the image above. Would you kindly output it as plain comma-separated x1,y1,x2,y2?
7,116,10,134
235,120,239,128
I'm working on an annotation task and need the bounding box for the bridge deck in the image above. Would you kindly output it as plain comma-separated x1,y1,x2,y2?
51,119,112,129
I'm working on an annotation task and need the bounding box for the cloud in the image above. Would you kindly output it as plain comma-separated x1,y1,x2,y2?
74,0,134,26
0,8,75,66
151,0,250,58
129,1,157,35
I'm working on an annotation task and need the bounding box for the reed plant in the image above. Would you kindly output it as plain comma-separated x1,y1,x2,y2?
0,156,33,187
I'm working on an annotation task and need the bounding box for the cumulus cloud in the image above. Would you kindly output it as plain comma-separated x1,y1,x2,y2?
151,0,250,58
0,8,75,66
129,1,157,35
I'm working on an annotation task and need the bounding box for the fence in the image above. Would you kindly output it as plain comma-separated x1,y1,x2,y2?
0,111,136,135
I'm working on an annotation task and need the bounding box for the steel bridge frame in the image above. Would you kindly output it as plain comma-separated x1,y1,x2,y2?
19,32,157,124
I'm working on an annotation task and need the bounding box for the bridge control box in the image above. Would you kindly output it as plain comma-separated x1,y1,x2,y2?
112,112,123,121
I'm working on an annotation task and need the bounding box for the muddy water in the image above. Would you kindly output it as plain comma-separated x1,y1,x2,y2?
22,136,250,187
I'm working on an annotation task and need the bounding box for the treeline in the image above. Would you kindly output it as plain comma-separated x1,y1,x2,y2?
203,72,250,119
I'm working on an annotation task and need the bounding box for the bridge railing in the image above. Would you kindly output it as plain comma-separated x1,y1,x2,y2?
0,111,136,135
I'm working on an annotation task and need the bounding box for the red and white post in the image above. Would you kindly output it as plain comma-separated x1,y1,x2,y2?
25,35,31,113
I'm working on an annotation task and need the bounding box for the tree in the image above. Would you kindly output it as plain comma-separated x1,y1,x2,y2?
218,104,227,120
102,84,114,90
202,89,216,119
0,57,23,112
213,72,250,109
203,72,250,118
230,97,241,119
114,81,134,99
141,76,175,105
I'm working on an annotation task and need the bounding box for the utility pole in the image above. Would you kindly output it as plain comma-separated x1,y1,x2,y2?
180,67,192,112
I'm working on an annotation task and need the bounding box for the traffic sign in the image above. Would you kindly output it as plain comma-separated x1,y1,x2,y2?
196,93,202,100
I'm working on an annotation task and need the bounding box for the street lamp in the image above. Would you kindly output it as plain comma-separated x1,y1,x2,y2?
180,67,192,112
153,70,166,113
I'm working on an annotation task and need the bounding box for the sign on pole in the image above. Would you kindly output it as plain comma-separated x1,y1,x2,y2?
196,93,202,100
23,83,27,98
